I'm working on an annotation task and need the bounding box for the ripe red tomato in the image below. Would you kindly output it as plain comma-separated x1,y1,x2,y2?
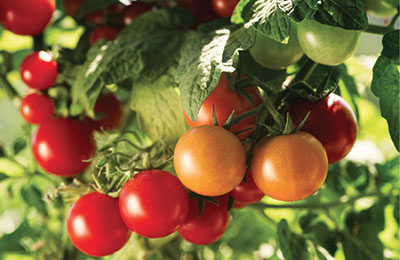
67,192,131,257
211,0,239,18
184,74,262,140
287,94,358,164
178,198,230,245
251,131,328,202
89,26,121,45
20,51,58,90
31,118,96,177
119,170,189,238
0,0,55,35
174,125,246,196
20,93,54,125
233,200,249,209
179,0,218,26
230,171,264,204
121,2,153,25
85,93,124,131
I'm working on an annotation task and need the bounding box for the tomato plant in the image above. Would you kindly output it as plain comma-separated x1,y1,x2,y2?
90,26,121,45
119,169,189,238
121,2,153,25
0,0,55,35
20,51,58,90
287,93,358,164
67,192,131,257
184,73,262,139
178,197,230,245
20,93,54,124
211,0,240,18
297,19,361,66
179,0,218,25
31,118,96,177
251,131,328,201
174,125,246,196
249,23,303,70
230,171,264,204
362,0,398,17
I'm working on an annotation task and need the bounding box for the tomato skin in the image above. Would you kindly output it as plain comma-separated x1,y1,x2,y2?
174,125,246,196
362,0,397,17
20,51,58,90
85,93,124,131
249,23,303,70
20,93,54,125
121,2,153,25
297,19,361,66
233,200,249,209
287,94,358,164
184,74,262,140
89,26,121,45
119,170,189,238
211,0,239,18
230,171,264,204
179,0,218,26
67,192,131,257
178,198,230,245
0,0,55,35
31,118,96,177
251,131,328,202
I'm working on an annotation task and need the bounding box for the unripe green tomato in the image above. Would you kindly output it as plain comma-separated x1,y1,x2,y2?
249,24,303,70
362,0,398,18
297,19,361,66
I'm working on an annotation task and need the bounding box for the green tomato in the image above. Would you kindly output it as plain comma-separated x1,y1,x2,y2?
249,23,303,70
362,0,398,18
297,19,361,66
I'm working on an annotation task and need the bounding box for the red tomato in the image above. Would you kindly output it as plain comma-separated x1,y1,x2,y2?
233,200,249,209
121,2,153,25
85,93,124,131
184,74,262,139
119,170,189,238
287,93,358,164
230,171,264,203
31,118,96,177
179,0,218,26
67,192,131,257
89,26,121,45
20,93,54,125
0,0,55,35
20,51,58,90
211,0,239,18
178,198,230,245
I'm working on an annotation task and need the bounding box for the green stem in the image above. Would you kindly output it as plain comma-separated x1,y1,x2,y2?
0,74,21,100
366,12,399,35
251,192,386,210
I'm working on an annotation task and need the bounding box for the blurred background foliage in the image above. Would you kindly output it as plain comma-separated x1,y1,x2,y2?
0,2,398,260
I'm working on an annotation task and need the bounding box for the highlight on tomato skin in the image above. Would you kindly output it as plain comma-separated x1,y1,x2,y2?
20,93,54,125
251,131,328,202
211,0,240,18
67,192,131,257
287,93,358,164
20,51,58,90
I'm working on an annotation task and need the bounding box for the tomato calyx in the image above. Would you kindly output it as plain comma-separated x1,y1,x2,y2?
188,192,231,217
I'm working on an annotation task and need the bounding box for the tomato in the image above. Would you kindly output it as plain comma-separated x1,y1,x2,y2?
287,93,358,164
179,0,218,26
174,125,246,196
233,200,249,209
251,131,328,202
249,23,304,70
211,0,239,18
230,171,264,203
67,192,131,257
184,74,262,139
0,0,55,35
31,118,96,177
178,197,230,245
85,93,124,131
121,2,153,25
89,26,121,45
119,170,189,238
362,0,398,17
20,93,54,125
297,19,361,66
20,51,58,90
64,0,123,23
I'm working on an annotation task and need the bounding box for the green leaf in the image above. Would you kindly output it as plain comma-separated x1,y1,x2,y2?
177,25,255,121
0,94,24,154
371,30,400,152
76,0,115,20
20,185,48,217
0,221,34,253
277,219,311,260
131,69,187,145
338,64,360,120
0,158,25,177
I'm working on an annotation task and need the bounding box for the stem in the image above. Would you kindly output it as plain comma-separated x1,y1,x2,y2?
0,74,21,100
365,12,399,35
250,191,386,210
33,34,44,52
293,59,318,83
